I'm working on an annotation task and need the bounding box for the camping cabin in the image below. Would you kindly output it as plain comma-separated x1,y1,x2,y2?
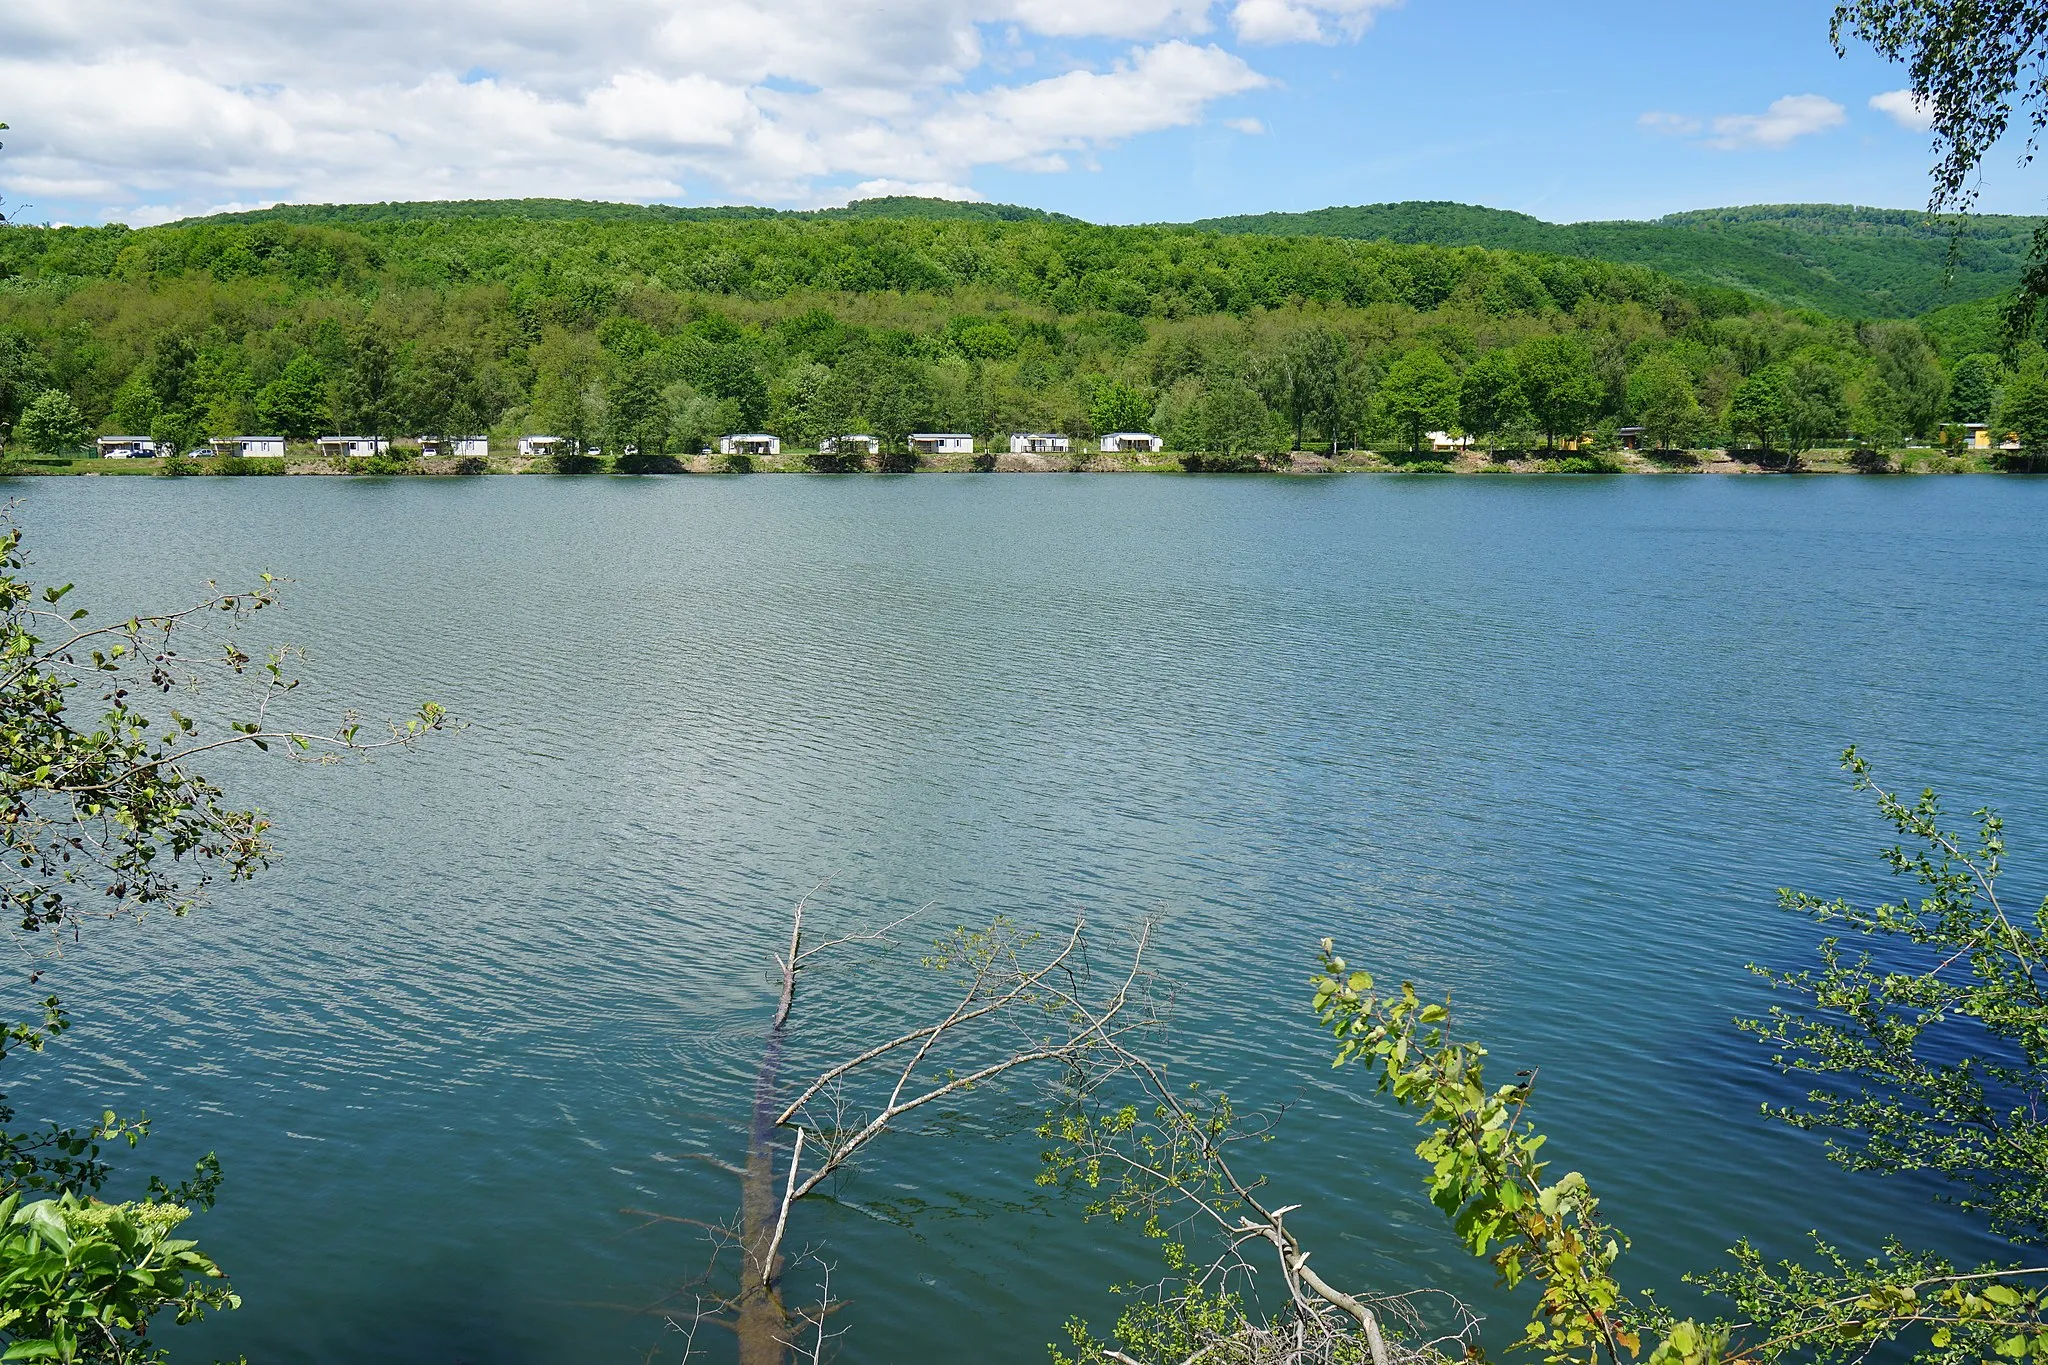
420,436,489,459
1009,433,1070,455
908,434,974,456
1099,433,1161,453
208,437,285,458
317,436,390,459
1616,427,1645,451
819,435,879,457
1426,431,1473,454
518,435,564,458
96,437,156,459
719,434,782,456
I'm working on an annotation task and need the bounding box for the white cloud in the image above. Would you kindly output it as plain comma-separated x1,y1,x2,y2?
1870,88,1934,131
838,179,990,203
0,0,1310,220
1229,0,1399,44
1705,93,1846,150
1224,116,1266,134
1637,95,1847,151
1638,111,1703,137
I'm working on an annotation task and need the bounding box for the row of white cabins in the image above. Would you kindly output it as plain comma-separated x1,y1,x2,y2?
719,432,1164,456
95,435,489,459
93,432,1165,460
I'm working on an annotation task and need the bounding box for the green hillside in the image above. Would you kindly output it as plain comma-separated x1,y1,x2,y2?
1186,201,2042,318
176,196,2040,319
185,195,1082,229
0,201,2000,467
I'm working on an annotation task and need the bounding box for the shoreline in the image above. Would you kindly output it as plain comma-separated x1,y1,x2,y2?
8,447,2028,479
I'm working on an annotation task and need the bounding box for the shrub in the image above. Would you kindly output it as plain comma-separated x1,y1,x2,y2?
363,449,417,475
452,454,488,475
548,447,605,474
1180,451,1260,472
1395,459,1452,473
1849,447,1892,473
614,449,683,474
970,451,997,472
876,448,918,473
207,453,281,476
716,451,755,473
804,447,863,472
1545,454,1620,474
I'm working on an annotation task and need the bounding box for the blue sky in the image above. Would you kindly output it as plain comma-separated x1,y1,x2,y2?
1001,0,2012,223
0,0,2033,227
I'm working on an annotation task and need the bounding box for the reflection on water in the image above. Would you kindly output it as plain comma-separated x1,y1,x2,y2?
8,473,2044,1363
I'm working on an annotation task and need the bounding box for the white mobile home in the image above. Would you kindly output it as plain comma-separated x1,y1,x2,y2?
1099,432,1162,453
209,437,285,458
1425,431,1472,454
908,434,974,456
1009,433,1070,455
420,436,489,459
518,435,565,458
316,436,390,459
96,437,156,459
819,435,879,457
720,434,782,456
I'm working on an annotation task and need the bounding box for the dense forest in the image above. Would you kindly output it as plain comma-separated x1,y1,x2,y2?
193,194,1083,229
0,201,2036,465
1189,201,2042,317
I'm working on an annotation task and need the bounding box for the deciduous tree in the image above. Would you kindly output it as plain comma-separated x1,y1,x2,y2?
1459,348,1527,451
1730,364,1791,452
1193,378,1276,461
1378,347,1460,456
1784,352,1849,453
1862,321,1947,436
12,391,85,455
1089,379,1152,436
255,353,327,440
2000,367,2048,469
1515,335,1603,448
1626,352,1705,451
1947,351,1999,423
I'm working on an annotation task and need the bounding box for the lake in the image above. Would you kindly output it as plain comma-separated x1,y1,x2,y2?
12,472,2045,1364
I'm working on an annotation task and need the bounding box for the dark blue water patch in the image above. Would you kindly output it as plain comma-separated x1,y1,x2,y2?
2,473,2041,1363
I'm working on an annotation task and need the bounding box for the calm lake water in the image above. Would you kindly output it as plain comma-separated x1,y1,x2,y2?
10,472,2045,1364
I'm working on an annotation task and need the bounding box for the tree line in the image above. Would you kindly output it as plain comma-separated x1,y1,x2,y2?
0,212,2037,463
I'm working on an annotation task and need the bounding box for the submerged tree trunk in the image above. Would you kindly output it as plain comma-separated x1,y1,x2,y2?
734,912,806,1365
735,1017,791,1365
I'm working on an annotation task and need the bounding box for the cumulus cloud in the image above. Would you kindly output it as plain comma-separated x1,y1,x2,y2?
1705,94,1846,150
0,0,1325,220
1229,0,1399,44
1870,88,1935,130
1637,95,1846,150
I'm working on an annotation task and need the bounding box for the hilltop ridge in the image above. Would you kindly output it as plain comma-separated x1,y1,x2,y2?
50,194,2038,319
1184,200,2040,316
148,195,2040,318
184,195,1083,229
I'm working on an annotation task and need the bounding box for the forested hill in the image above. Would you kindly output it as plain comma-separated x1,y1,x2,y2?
1185,201,2042,318
184,196,1084,228
166,195,2039,318
0,201,1992,466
